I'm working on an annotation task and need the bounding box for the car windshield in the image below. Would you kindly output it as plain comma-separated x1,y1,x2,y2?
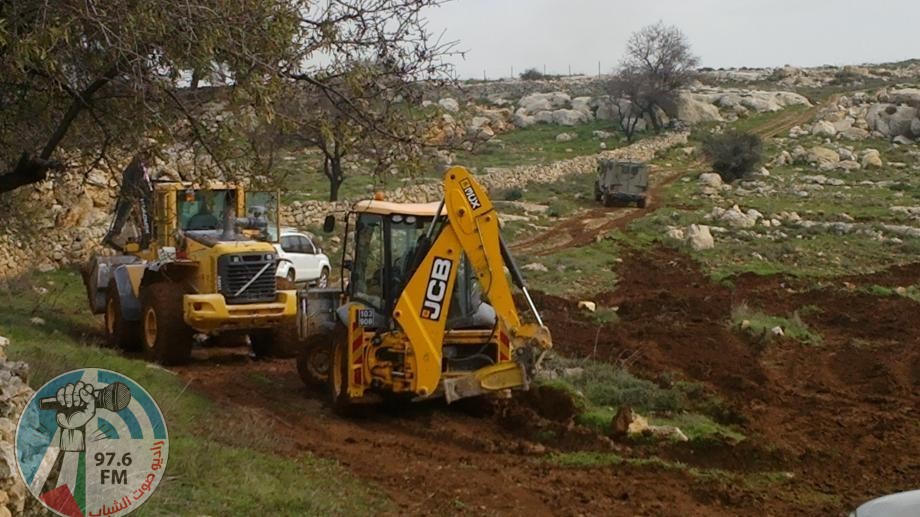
178,189,232,231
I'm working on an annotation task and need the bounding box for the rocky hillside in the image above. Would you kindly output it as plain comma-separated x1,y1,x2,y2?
1,61,917,280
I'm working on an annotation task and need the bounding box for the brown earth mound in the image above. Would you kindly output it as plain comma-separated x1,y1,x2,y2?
537,247,920,512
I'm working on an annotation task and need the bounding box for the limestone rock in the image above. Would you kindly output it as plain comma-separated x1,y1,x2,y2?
577,301,597,312
866,103,918,138
438,97,460,113
686,224,714,251
807,146,840,170
555,132,576,143
812,120,837,137
698,173,724,188
861,149,883,169
673,92,723,124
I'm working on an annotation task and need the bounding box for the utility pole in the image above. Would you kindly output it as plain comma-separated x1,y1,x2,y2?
511,65,514,79
568,64,571,76
483,70,486,81
598,61,601,77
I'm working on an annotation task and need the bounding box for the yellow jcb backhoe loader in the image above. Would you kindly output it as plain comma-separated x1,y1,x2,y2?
296,166,552,411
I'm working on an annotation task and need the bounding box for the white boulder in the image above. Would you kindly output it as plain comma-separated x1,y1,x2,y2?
812,120,838,138
438,97,460,113
686,224,715,250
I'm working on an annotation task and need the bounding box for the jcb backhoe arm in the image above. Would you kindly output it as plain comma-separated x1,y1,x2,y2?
393,166,552,399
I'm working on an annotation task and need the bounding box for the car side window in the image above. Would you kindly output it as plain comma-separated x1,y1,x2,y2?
302,236,317,255
281,236,295,253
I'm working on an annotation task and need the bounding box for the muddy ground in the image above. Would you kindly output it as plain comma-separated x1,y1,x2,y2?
172,245,919,516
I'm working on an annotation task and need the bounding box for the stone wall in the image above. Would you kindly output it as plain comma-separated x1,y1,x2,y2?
0,336,33,517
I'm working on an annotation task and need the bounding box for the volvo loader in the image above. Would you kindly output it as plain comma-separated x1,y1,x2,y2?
82,156,297,364
296,166,552,411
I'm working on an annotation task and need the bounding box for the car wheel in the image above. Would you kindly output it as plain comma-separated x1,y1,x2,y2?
317,267,329,288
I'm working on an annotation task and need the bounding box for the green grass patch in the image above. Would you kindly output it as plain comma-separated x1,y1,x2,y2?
731,302,822,346
455,120,628,169
0,269,389,516
540,355,745,442
864,284,920,302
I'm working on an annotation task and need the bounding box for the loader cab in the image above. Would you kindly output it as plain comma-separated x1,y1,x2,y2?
172,187,280,243
346,201,488,330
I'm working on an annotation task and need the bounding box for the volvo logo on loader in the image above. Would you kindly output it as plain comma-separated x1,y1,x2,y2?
460,179,482,210
421,258,453,320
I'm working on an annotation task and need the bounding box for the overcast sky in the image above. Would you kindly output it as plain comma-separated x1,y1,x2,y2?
423,0,920,79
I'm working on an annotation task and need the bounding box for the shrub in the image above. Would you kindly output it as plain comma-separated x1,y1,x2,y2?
502,187,524,201
702,131,762,182
520,67,545,80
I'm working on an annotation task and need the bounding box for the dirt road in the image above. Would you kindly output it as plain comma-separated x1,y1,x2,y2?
510,161,700,256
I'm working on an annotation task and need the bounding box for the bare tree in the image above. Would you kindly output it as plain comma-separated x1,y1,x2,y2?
607,22,699,133
604,69,647,142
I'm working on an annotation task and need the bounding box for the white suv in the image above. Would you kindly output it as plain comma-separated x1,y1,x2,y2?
275,229,331,287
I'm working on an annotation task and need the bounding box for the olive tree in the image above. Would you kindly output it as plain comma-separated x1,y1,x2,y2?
0,0,454,197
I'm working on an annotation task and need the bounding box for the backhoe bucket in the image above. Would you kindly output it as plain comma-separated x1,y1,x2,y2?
442,361,529,404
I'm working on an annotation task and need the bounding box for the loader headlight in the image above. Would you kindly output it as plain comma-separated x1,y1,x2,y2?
230,255,242,263
265,253,274,261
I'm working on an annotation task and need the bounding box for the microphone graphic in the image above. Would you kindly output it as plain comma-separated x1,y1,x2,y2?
38,382,132,412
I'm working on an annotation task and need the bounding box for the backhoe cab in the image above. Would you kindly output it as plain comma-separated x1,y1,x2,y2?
83,157,297,364
297,166,551,409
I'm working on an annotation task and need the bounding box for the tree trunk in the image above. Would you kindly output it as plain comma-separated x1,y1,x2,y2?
0,153,60,194
324,155,345,202
0,67,117,195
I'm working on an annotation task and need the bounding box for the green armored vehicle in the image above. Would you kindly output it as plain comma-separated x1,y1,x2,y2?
593,159,649,208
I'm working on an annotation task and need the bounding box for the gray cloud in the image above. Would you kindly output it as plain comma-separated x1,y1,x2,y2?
424,0,919,79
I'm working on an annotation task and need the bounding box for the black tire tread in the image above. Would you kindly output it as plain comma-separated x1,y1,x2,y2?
140,282,193,365
105,283,142,351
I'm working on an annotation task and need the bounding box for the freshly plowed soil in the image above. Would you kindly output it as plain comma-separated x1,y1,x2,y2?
173,247,918,516
535,247,920,514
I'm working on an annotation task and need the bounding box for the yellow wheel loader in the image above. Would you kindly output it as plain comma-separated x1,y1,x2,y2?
296,166,552,410
82,157,297,364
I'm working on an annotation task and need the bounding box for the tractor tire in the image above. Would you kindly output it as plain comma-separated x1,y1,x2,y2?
327,325,356,415
637,196,648,209
105,283,141,351
297,334,331,386
140,283,193,365
251,318,300,359
602,193,613,207
593,182,602,202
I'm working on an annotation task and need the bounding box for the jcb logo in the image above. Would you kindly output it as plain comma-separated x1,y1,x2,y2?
460,179,482,210
421,257,453,321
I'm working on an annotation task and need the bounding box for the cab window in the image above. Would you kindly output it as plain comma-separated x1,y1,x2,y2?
351,214,385,309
